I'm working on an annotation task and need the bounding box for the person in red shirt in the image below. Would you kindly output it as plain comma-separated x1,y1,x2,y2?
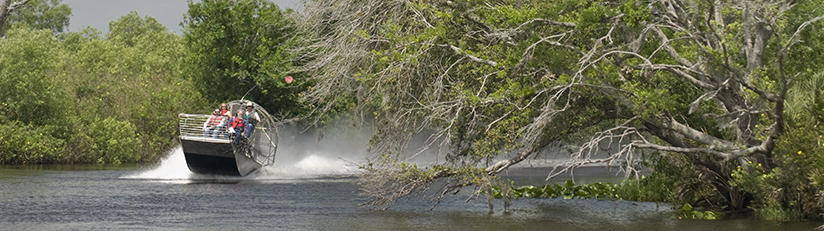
229,110,246,145
203,109,226,138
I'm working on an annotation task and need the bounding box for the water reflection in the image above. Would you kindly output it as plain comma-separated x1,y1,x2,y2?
2,164,823,231
2,151,823,231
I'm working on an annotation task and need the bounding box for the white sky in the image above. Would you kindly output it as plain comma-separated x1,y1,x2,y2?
61,0,301,35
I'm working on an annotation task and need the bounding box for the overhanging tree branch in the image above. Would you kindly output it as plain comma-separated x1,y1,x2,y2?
0,0,32,34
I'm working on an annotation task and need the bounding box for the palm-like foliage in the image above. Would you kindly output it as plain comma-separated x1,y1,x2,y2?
786,71,824,128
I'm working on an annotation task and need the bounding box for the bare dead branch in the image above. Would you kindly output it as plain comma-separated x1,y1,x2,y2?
6,0,30,11
515,18,576,30
780,14,824,58
443,44,498,67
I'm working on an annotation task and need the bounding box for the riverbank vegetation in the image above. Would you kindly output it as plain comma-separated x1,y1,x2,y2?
0,0,302,164
490,180,722,219
0,10,204,164
295,0,824,221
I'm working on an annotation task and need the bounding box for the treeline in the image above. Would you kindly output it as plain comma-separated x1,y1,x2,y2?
0,12,204,164
0,0,304,165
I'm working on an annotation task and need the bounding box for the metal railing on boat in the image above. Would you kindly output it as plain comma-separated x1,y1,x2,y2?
178,112,278,167
178,113,232,141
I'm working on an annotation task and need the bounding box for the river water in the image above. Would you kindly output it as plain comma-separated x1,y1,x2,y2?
1,147,821,231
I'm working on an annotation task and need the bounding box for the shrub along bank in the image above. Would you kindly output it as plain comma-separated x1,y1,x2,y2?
0,14,205,165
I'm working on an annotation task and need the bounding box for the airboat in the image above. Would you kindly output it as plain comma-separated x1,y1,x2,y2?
178,100,279,176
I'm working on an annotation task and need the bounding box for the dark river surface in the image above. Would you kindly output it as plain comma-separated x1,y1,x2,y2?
1,148,821,231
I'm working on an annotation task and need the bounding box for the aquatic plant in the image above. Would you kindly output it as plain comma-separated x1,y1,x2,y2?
675,203,721,220
492,180,621,200
492,180,723,220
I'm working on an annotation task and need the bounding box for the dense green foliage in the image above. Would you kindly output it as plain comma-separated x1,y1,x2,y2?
5,0,71,35
298,0,824,220
182,0,307,115
0,12,204,164
727,72,824,220
0,0,303,165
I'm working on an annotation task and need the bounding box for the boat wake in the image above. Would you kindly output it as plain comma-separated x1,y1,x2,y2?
122,146,194,181
256,154,357,177
123,145,361,182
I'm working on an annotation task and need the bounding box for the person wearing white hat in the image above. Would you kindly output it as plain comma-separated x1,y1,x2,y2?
242,102,260,139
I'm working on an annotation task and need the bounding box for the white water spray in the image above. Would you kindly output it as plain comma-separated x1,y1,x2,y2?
123,121,375,181
122,146,194,180
123,144,362,181
255,153,357,179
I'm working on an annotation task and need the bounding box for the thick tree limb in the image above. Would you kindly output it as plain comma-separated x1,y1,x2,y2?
631,142,733,160
660,118,738,151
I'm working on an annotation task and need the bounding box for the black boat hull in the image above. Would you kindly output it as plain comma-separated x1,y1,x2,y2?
180,137,262,176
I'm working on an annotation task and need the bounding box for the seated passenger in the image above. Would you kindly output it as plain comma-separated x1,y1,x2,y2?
222,110,233,138
220,103,229,115
242,102,261,139
203,108,226,138
228,110,246,145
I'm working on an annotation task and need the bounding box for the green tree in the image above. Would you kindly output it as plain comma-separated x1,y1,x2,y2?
299,0,824,214
0,25,68,164
182,0,305,115
107,11,167,46
0,10,205,165
59,13,203,163
0,0,31,35
0,24,64,125
4,0,71,34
